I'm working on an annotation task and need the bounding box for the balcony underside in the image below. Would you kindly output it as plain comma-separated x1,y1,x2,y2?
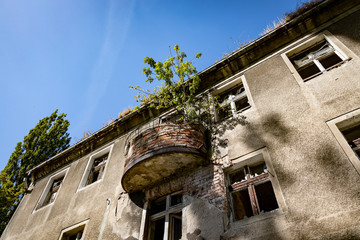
122,147,206,193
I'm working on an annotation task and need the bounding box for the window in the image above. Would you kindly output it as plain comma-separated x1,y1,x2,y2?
225,149,285,222
285,33,349,81
43,176,64,206
86,153,108,185
213,75,252,121
327,109,360,174
340,125,360,158
35,168,68,211
228,162,278,221
63,229,83,240
59,220,88,240
147,193,183,240
78,145,113,189
160,110,183,123
217,84,250,120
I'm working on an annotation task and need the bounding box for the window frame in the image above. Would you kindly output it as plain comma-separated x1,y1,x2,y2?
282,31,351,84
159,109,183,124
327,108,360,174
143,192,183,240
77,144,113,191
58,219,88,240
212,75,253,122
225,148,286,223
34,167,69,212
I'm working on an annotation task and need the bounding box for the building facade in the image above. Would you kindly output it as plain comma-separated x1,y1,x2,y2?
2,0,360,239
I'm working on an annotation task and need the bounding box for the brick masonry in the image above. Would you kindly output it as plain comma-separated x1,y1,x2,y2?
145,159,228,213
124,122,206,171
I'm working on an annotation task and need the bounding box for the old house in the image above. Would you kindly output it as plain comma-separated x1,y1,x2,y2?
2,0,360,239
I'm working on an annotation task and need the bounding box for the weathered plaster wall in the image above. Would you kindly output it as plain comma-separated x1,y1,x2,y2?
1,136,144,240
219,8,360,239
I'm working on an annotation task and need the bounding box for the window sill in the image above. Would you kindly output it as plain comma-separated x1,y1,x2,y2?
230,209,283,227
77,179,103,193
32,201,55,214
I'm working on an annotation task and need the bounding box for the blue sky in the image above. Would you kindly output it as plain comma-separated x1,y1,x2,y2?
0,0,301,170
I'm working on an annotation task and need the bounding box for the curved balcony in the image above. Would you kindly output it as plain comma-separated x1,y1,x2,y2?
121,122,207,192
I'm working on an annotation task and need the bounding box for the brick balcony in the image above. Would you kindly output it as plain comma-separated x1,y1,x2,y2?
121,122,207,192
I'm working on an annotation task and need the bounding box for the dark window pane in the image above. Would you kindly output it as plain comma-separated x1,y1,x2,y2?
341,125,360,159
44,177,64,206
218,85,243,103
234,97,250,112
341,125,360,146
218,104,231,120
297,63,321,79
170,194,182,206
291,40,327,63
255,181,278,213
229,168,246,184
94,153,109,164
319,52,342,69
51,177,64,191
150,197,166,215
68,231,83,240
90,170,100,184
149,217,165,240
249,162,267,177
232,189,253,220
87,153,108,185
170,212,182,240
62,228,84,240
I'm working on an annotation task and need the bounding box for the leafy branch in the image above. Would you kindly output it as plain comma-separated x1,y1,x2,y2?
130,44,212,124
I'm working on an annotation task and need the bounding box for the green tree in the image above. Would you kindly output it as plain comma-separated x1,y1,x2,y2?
0,110,70,235
131,44,213,123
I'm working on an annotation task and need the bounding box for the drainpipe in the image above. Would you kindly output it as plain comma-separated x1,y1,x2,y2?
98,198,111,240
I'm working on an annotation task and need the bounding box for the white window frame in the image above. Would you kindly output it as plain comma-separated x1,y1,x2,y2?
212,75,254,122
140,192,183,240
58,219,89,240
33,167,69,212
77,144,113,191
225,148,286,223
159,109,182,124
282,30,351,84
327,108,360,174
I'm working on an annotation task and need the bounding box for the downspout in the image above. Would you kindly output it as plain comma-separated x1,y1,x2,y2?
98,198,111,240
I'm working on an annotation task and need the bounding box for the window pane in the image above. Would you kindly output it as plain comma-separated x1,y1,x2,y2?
255,181,278,213
341,124,360,158
44,176,64,205
249,162,267,177
95,153,109,164
319,52,342,69
170,194,182,207
292,40,328,66
218,85,243,102
234,97,250,112
229,168,246,184
87,153,108,185
150,197,166,215
149,217,165,240
297,63,321,79
170,212,182,240
88,170,100,184
232,189,253,220
218,104,231,120
61,226,85,240
68,231,83,240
